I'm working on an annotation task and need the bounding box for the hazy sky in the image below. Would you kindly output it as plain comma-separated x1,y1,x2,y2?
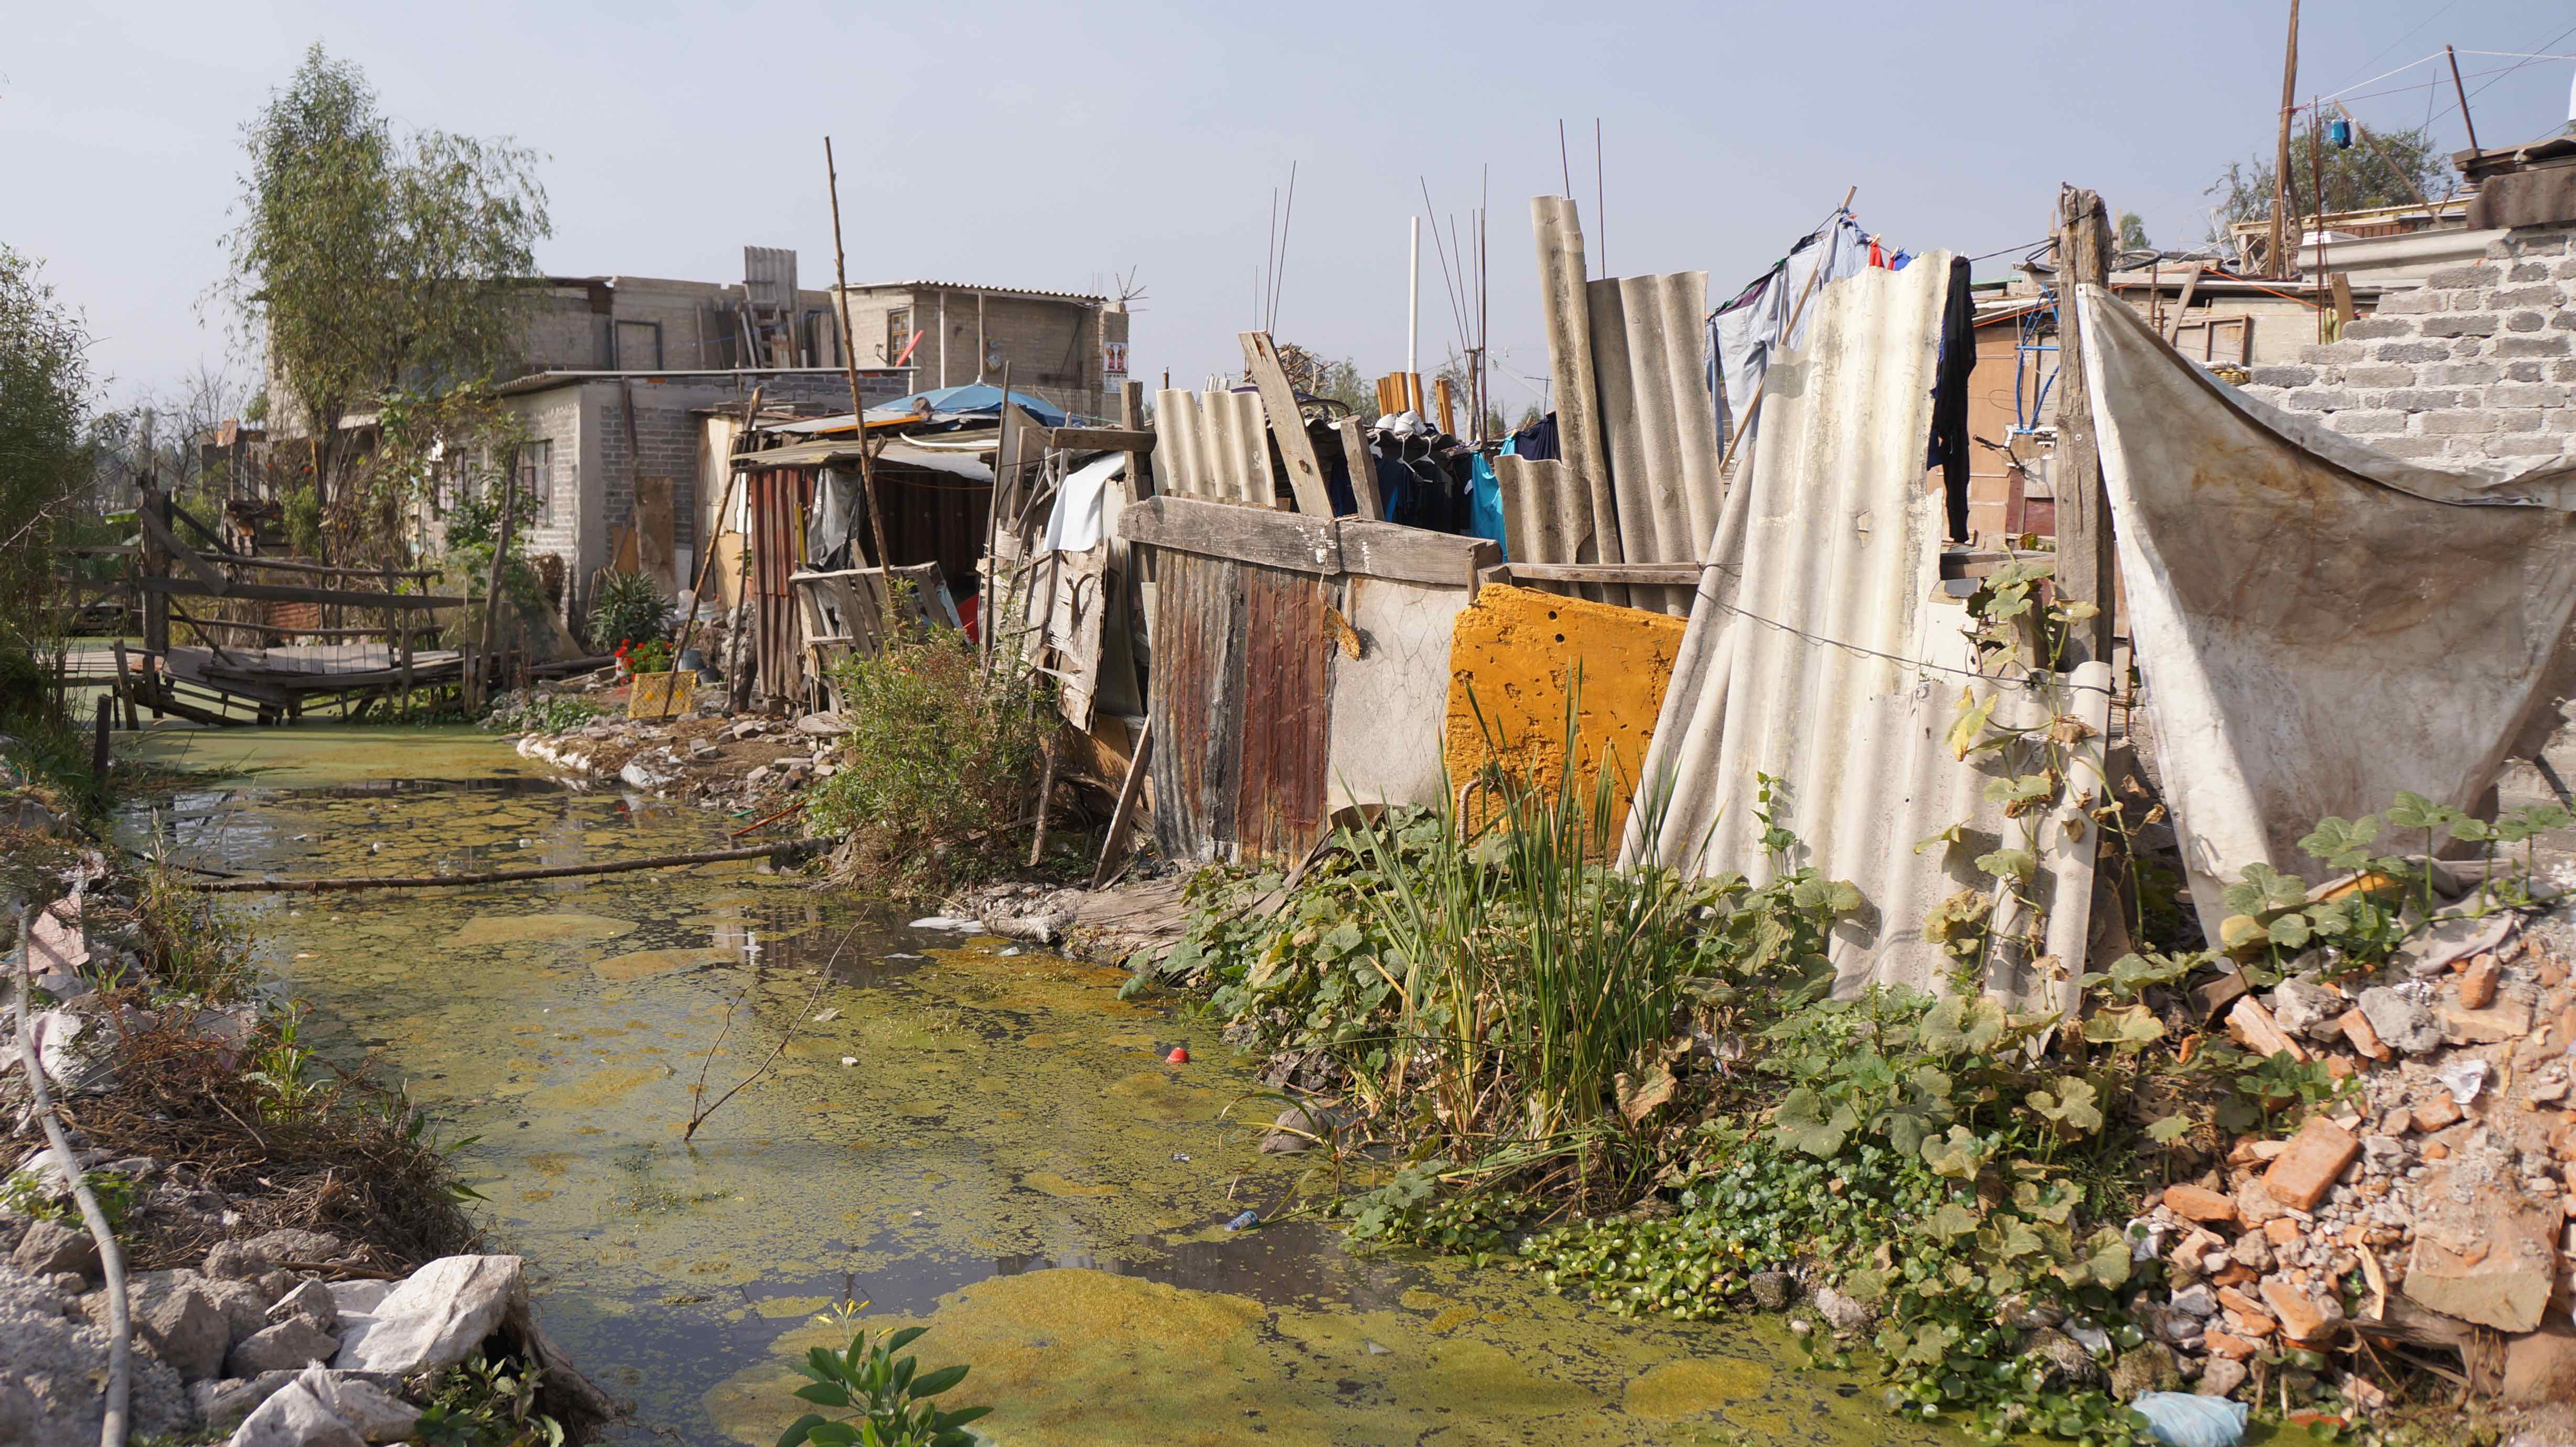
10,1,2576,422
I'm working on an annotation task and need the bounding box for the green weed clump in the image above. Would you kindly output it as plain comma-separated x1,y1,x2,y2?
777,1306,991,1447
803,621,1050,893
479,690,606,736
585,568,671,655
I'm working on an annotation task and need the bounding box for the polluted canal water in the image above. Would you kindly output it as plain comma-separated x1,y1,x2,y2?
130,728,1949,1446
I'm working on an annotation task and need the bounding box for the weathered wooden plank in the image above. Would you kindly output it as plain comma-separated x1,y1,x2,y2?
1502,560,1702,586
1239,331,1337,517
1340,521,1499,587
1333,418,1381,521
137,506,231,596
1119,494,1340,574
137,577,463,610
1148,550,1246,863
1044,425,1156,454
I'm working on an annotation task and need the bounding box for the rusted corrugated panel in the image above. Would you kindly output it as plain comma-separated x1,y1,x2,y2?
1146,549,1244,863
1234,565,1330,860
1587,269,1725,616
1625,256,2103,1012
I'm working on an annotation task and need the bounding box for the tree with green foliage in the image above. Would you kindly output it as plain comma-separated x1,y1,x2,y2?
2204,118,2455,241
219,43,550,550
0,245,92,649
2114,211,2151,254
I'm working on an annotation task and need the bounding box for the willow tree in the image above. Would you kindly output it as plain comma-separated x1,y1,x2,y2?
220,44,549,550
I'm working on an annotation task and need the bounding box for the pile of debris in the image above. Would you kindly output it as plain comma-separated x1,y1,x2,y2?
2125,899,2576,1420
507,694,849,814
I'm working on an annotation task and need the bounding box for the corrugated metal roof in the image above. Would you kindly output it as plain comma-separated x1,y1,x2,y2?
839,279,1107,305
1625,255,2105,1012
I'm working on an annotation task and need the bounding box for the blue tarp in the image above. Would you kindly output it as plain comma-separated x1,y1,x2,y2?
864,384,1070,428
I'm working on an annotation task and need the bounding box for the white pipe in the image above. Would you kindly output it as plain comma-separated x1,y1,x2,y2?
1407,217,1420,381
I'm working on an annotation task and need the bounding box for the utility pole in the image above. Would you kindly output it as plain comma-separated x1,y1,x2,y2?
2271,0,2301,278
824,136,895,572
2052,186,2117,668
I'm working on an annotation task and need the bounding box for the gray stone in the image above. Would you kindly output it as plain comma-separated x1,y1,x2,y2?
227,1316,342,1377
2342,364,2414,387
324,1280,390,1318
2425,361,2503,384
192,1368,408,1439
2282,387,2353,412
2380,388,2464,411
2109,1342,2183,1401
10,1219,97,1280
2343,316,2420,340
2498,408,2549,432
1259,1103,1341,1154
2022,1326,2104,1386
2324,411,2406,435
2488,435,2569,458
297,1364,419,1443
2359,987,2444,1054
202,1276,273,1343
2248,365,2317,388
333,1254,524,1376
2491,383,2569,407
2498,336,2573,358
1748,1270,1796,1311
2426,264,2503,289
268,1278,340,1335
0,1263,66,1319
2198,1355,2250,1399
138,1280,232,1381
202,1239,263,1281
2509,311,2550,333
0,1299,190,1441
2171,1283,2218,1318
2267,978,2344,1042
2375,341,2451,364
229,1377,364,1447
1810,1284,1873,1335
2298,342,2366,365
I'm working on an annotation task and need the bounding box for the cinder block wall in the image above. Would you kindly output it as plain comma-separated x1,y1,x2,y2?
2238,223,2576,470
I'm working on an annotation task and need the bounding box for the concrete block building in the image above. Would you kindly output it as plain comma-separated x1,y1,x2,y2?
831,281,1130,423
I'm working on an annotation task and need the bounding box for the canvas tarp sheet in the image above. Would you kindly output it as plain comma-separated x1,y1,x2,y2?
1627,256,2108,1013
2078,284,2576,933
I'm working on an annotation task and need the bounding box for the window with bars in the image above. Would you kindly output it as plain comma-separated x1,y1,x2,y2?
517,440,553,526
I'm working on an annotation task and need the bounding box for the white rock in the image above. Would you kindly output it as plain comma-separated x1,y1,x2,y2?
321,1280,389,1318
331,1254,523,1377
226,1377,363,1447
296,1364,418,1443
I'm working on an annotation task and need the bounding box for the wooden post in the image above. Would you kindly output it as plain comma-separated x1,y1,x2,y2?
1238,331,1336,517
1090,717,1153,888
981,361,1014,676
92,694,112,779
823,137,896,576
111,641,137,730
140,485,170,656
473,473,517,715
2051,186,2117,668
2270,0,2300,278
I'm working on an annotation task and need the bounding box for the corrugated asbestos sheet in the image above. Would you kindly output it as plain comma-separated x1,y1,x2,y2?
1152,388,1271,504
1625,257,2106,1013
1513,198,1726,617
2078,284,2576,937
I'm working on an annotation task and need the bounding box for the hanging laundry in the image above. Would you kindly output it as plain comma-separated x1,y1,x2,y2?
1509,410,1560,462
1467,451,1508,557
1709,212,1874,445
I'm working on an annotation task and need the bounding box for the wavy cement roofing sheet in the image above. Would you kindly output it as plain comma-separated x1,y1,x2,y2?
1625,256,2107,1011
1152,388,1269,505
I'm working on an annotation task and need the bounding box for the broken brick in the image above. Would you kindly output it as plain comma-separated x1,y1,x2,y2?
2340,1009,2392,1062
2263,1115,2361,1212
2461,956,2500,1009
2162,1183,2237,1225
2202,1329,2259,1360
2416,1095,2464,1131
2227,997,2309,1062
2262,1217,2300,1247
2260,1278,2339,1344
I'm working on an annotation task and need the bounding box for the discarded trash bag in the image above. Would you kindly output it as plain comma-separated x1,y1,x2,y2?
2128,1392,2246,1447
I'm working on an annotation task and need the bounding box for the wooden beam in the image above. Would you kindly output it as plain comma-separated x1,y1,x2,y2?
1333,418,1380,522
1119,494,1340,574
2164,262,2204,342
1043,425,1156,454
167,498,238,554
136,504,230,596
1091,717,1154,889
2051,186,2117,667
1339,521,1499,587
137,577,464,609
1238,331,1337,517
1501,560,1703,587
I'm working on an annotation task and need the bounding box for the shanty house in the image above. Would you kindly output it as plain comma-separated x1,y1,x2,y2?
830,282,1129,423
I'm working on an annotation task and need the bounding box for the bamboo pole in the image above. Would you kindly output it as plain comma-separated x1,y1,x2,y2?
187,837,833,894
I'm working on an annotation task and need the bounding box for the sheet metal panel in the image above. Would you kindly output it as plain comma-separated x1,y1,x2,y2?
1235,565,1332,861
2077,284,2576,936
1146,549,1245,863
746,466,814,706
1625,256,2101,1011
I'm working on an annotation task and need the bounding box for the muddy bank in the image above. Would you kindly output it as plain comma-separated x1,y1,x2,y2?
124,726,1938,1445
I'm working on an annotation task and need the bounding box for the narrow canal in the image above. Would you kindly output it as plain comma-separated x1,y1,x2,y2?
125,727,1949,1446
